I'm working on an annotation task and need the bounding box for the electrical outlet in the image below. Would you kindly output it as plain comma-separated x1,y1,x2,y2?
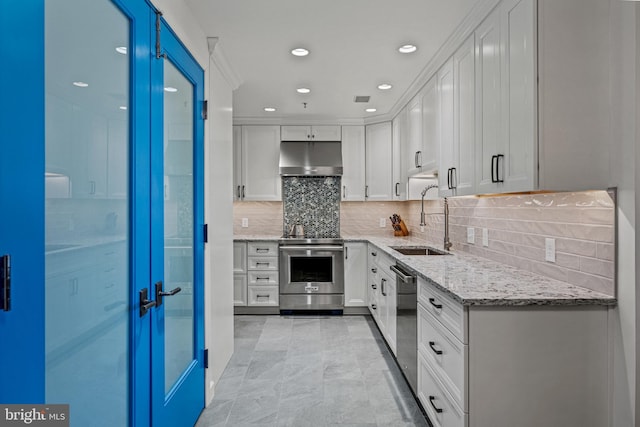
379,218,386,228
467,227,475,244
482,228,489,247
545,238,556,262
241,218,249,228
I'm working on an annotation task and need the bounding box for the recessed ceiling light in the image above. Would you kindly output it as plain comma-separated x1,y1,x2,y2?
296,87,311,94
119,106,127,110
72,81,89,87
377,83,393,90
164,87,178,93
398,44,418,54
291,48,309,57
115,46,128,55
264,107,277,112
365,108,377,113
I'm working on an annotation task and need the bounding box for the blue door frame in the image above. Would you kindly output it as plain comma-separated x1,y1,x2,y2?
0,1,205,425
0,0,45,403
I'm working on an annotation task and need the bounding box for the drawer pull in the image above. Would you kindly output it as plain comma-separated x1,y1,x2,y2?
371,283,377,290
256,294,270,299
256,277,270,281
255,248,270,253
381,278,386,296
371,251,377,257
255,262,270,267
429,298,443,309
371,304,377,310
429,341,443,355
371,268,377,273
428,396,444,414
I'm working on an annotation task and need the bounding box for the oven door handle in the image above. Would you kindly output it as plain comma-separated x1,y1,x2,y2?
279,246,344,252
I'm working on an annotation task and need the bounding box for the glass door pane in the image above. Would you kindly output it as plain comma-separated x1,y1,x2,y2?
45,0,130,425
162,60,195,393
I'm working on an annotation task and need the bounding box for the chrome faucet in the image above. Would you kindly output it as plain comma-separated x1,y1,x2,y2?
420,184,452,252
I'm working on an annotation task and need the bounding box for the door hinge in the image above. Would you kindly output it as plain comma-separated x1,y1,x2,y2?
203,224,208,243
202,100,208,120
204,348,209,369
1,254,11,312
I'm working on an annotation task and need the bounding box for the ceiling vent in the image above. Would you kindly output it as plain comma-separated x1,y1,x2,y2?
353,95,370,103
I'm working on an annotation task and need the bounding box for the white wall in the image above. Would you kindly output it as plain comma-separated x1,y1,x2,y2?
609,1,638,425
154,0,236,407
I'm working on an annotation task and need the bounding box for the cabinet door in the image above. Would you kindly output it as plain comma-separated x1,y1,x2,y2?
233,274,247,306
421,77,438,177
453,35,476,196
280,125,310,141
384,273,397,355
365,122,393,201
437,58,455,197
241,125,281,201
233,242,247,273
75,107,109,198
311,125,341,141
475,8,504,195
406,94,423,176
341,126,366,201
501,0,536,192
344,242,367,307
232,126,243,200
392,111,408,200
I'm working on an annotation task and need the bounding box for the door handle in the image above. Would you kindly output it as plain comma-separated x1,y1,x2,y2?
139,288,156,317
155,280,182,307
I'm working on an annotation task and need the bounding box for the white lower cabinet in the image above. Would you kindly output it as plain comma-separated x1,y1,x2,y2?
344,242,367,307
233,240,279,307
367,245,397,354
247,285,279,306
417,274,610,427
233,242,248,306
233,274,247,306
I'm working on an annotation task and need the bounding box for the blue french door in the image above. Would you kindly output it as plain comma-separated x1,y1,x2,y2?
149,17,206,427
0,1,204,426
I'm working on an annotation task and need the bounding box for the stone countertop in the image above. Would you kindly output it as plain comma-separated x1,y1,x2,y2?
233,234,616,307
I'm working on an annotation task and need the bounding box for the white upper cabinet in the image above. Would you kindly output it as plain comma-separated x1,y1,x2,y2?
281,125,341,141
420,79,439,176
392,109,408,200
440,35,476,197
232,126,243,201
238,125,281,201
406,93,423,177
437,58,455,197
341,125,366,201
365,122,393,201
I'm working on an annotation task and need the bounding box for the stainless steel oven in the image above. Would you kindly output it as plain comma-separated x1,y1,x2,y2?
279,238,344,312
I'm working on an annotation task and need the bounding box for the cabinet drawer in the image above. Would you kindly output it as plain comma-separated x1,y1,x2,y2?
248,257,278,271
248,271,279,286
247,242,278,257
247,286,279,306
418,353,467,427
376,251,395,277
419,303,467,411
418,277,467,343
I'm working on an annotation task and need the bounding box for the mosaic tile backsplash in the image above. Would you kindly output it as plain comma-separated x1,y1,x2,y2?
282,176,341,238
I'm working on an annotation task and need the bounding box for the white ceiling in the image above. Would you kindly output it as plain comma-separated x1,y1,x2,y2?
185,0,479,123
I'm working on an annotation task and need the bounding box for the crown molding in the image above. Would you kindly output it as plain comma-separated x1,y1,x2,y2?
233,116,366,126
208,37,243,90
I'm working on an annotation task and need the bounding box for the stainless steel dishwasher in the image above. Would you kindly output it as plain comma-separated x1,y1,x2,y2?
390,263,418,395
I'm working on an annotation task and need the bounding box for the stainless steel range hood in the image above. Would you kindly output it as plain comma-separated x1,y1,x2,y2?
279,141,343,176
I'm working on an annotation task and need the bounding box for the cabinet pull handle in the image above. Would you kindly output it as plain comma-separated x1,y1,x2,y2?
256,248,269,253
256,294,269,299
90,180,96,195
415,151,420,168
345,246,349,260
395,182,400,197
371,267,377,273
371,304,377,310
256,262,270,266
451,167,457,189
343,185,347,198
491,155,497,183
418,151,423,168
429,297,443,309
236,185,241,199
447,168,452,189
428,396,444,414
371,283,377,290
365,185,369,198
429,341,443,355
496,154,504,183
256,276,270,281
381,278,386,296
371,251,377,257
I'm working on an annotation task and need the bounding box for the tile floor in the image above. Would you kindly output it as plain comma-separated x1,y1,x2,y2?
196,315,429,427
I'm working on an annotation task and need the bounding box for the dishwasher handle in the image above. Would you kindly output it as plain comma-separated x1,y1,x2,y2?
390,264,416,283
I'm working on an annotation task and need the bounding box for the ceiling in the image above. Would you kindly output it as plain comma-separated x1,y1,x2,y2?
184,0,479,123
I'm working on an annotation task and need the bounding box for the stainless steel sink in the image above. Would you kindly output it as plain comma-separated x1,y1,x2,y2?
390,246,451,256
